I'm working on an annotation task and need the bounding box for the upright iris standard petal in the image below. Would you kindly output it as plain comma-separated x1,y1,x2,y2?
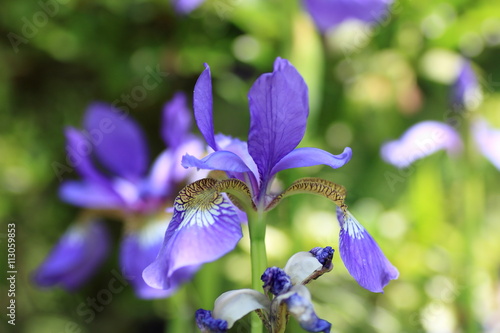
193,64,217,150
303,0,394,32
64,127,109,184
33,221,109,290
451,60,482,111
472,119,500,170
143,179,243,290
83,102,148,180
162,92,192,149
337,208,399,293
247,58,309,184
271,147,352,176
120,220,172,299
380,121,463,168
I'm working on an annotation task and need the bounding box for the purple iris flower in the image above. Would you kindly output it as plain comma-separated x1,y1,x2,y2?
303,0,394,33
184,57,352,206
33,92,204,299
451,59,482,111
472,118,500,170
143,58,361,291
381,121,463,168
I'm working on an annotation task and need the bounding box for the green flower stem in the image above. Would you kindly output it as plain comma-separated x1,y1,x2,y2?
248,210,268,333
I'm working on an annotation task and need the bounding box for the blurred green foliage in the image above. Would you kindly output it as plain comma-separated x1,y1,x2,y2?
1,0,500,332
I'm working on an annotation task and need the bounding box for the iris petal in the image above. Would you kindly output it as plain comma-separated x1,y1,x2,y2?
33,220,110,290
271,147,352,176
277,285,331,333
182,151,254,174
162,92,192,149
337,208,399,293
64,127,108,184
247,58,309,185
120,219,173,299
451,59,482,111
173,0,206,14
212,289,271,328
303,0,394,32
472,119,500,170
84,102,148,180
59,180,124,209
380,121,462,168
143,179,243,290
194,64,217,150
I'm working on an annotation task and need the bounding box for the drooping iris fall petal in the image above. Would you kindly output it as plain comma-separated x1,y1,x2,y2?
143,179,243,290
337,208,399,293
33,220,110,290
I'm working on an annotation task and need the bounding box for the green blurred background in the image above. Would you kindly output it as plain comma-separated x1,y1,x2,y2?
1,0,500,332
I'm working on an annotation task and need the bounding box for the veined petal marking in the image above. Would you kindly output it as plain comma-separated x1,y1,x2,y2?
342,212,366,240
266,177,347,211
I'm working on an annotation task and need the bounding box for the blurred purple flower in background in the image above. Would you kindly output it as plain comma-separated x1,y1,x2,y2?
33,92,204,298
173,0,206,14
380,121,463,168
303,0,394,32
472,119,500,170
451,59,482,111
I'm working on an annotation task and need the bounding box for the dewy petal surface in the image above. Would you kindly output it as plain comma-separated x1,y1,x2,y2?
83,102,149,180
193,64,217,150
247,58,309,184
337,208,399,293
380,121,463,168
303,0,394,32
33,221,110,290
120,219,172,299
472,119,500,170
162,92,192,149
143,179,242,290
271,147,352,176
